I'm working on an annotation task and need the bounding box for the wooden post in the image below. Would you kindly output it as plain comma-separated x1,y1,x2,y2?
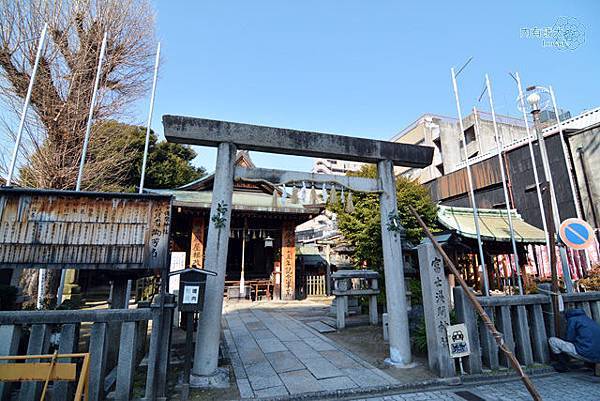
281,221,296,300
193,142,237,379
325,244,332,296
190,217,205,267
273,261,281,301
378,159,412,367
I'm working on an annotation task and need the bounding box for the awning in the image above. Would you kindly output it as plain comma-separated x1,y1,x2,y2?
437,205,547,244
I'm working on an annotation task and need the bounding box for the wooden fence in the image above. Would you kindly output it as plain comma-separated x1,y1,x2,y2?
0,295,174,401
453,287,600,374
304,275,327,297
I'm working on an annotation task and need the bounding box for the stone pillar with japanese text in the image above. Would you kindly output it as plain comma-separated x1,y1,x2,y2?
418,239,456,378
281,221,296,300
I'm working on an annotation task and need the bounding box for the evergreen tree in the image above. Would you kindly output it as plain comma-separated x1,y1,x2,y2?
332,164,438,271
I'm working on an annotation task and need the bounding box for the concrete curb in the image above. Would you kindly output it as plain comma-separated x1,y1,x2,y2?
243,366,556,401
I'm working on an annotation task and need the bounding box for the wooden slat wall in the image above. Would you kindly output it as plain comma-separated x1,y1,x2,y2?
0,192,170,270
429,157,502,201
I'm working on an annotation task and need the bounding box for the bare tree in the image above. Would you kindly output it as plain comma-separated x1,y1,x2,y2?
0,0,157,190
0,0,157,306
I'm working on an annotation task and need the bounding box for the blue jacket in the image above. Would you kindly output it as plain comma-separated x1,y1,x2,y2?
565,308,600,362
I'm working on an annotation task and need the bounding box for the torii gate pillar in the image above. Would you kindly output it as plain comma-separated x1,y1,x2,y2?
191,142,237,385
378,159,414,367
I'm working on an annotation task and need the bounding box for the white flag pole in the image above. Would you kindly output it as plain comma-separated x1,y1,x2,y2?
548,86,593,273
75,32,108,192
514,72,552,276
451,66,490,295
139,42,161,194
483,74,523,294
6,23,48,186
59,32,107,305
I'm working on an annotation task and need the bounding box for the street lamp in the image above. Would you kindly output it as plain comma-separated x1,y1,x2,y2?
526,92,541,111
525,87,574,293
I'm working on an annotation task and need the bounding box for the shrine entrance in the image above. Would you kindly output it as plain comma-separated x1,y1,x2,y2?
148,151,321,301
162,114,434,385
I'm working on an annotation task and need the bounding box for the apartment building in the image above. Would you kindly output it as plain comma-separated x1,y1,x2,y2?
391,112,529,183
312,158,363,175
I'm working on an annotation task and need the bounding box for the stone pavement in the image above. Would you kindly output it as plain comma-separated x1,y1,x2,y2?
357,373,600,401
223,303,398,398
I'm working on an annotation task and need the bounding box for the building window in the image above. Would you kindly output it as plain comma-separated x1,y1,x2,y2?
464,126,476,145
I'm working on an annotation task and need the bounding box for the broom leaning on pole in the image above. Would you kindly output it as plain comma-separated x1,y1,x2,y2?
408,205,543,401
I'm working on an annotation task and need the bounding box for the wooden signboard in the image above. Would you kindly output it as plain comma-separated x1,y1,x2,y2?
281,221,296,300
0,188,171,270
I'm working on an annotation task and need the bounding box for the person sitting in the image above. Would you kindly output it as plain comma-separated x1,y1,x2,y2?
548,308,600,372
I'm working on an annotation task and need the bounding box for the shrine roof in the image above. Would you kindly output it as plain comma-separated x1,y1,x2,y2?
146,189,318,215
437,205,546,244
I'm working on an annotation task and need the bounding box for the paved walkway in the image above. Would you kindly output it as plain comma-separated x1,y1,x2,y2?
223,303,398,398
358,373,600,401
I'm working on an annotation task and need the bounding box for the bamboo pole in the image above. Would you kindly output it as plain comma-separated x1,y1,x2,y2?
408,205,542,401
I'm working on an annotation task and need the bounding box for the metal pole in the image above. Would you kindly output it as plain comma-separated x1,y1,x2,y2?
530,109,574,293
75,32,108,191
548,86,593,273
541,182,561,337
139,42,161,193
451,67,489,295
6,24,48,186
59,32,107,305
514,73,552,273
483,74,523,294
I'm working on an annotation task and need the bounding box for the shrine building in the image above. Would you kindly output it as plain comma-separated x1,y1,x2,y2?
147,151,321,300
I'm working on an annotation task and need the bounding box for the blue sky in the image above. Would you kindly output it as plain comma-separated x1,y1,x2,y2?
142,0,599,172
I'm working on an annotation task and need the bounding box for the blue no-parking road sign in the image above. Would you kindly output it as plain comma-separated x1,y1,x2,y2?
559,218,595,250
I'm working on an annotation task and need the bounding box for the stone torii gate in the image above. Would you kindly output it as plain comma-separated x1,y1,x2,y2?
163,115,434,384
